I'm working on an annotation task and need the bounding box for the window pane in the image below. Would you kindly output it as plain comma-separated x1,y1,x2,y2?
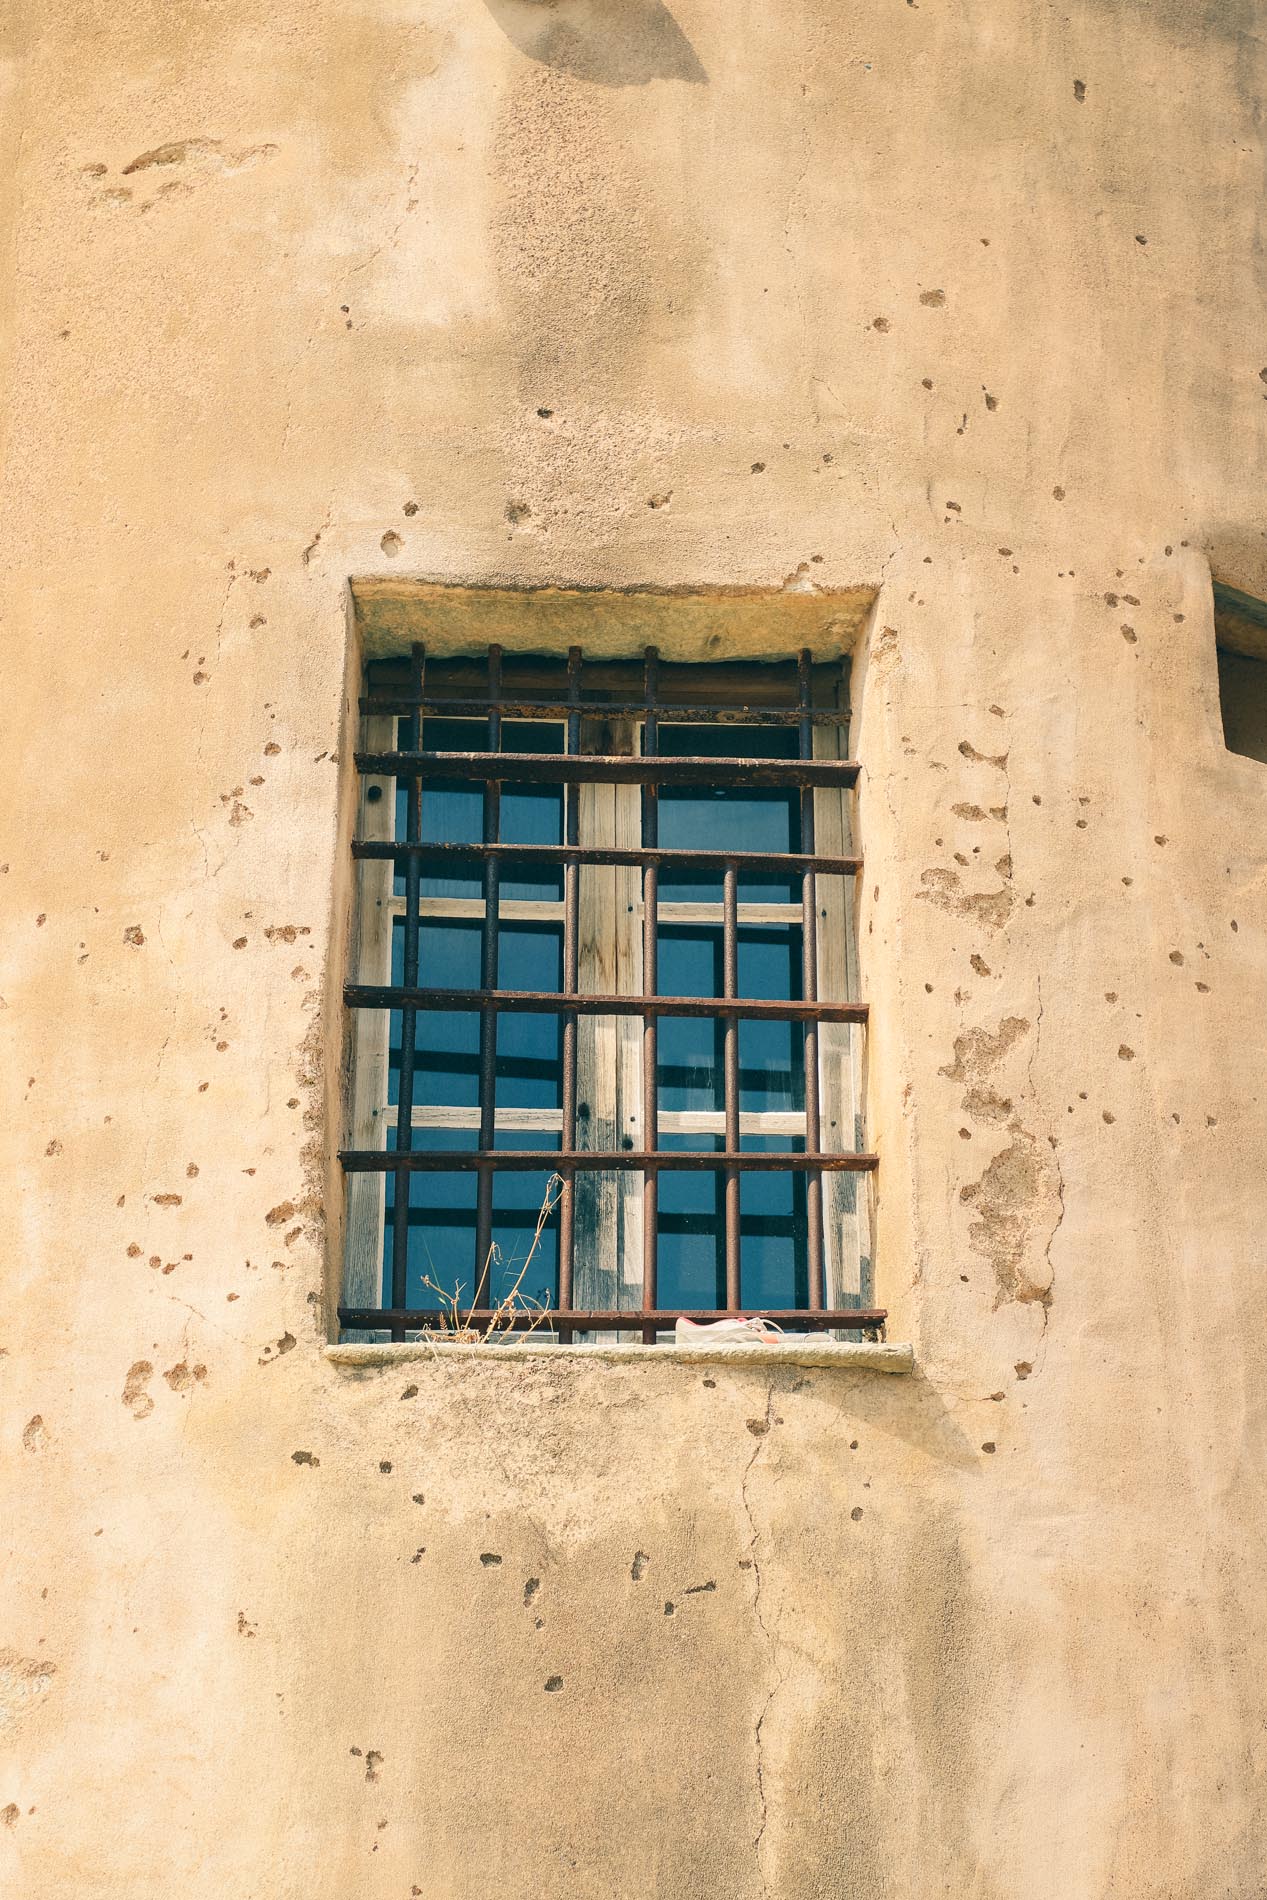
738,926,803,1115
389,922,480,1109
388,919,563,1117
500,787,563,901
738,1137,807,1310
391,914,563,993
652,1147,809,1311
381,1131,561,1317
409,918,482,989
497,921,561,993
655,925,805,1118
658,925,719,1001
383,1127,477,1308
395,718,565,901
495,927,562,1112
501,721,565,901
497,1013,561,1109
389,1013,480,1111
655,1135,723,1309
490,1140,560,1311
658,1010,721,1117
657,723,799,901
398,718,481,898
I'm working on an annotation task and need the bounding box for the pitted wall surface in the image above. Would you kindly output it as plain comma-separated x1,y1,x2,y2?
3,3,1267,1894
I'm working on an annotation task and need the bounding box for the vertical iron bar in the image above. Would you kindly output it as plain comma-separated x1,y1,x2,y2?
722,858,741,1310
557,647,581,1343
798,649,825,1311
640,648,660,1343
473,645,502,1316
391,644,426,1341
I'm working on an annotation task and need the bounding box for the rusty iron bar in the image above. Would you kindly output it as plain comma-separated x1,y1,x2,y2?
641,647,660,1344
799,648,825,1312
355,751,860,789
557,646,582,1343
341,1148,878,1173
390,645,427,1341
722,859,741,1310
360,695,856,726
348,984,868,1023
338,1306,887,1334
471,646,502,1315
352,839,862,876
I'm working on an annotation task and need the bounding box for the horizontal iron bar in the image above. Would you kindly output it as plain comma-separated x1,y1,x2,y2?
360,695,850,725
352,839,862,876
346,984,868,1023
339,1307,887,1333
355,751,860,789
340,1149,878,1172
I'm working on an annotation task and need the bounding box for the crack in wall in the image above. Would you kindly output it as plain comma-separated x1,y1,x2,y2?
877,521,901,593
140,907,181,1180
740,1382,781,1896
783,70,813,352
188,565,236,882
279,328,320,458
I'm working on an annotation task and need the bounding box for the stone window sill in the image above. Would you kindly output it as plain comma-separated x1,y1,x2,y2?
324,1339,913,1373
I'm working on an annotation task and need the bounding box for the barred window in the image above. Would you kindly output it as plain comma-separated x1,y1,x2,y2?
339,645,879,1344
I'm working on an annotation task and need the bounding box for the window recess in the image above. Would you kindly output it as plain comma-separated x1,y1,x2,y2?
1214,580,1267,765
340,645,879,1344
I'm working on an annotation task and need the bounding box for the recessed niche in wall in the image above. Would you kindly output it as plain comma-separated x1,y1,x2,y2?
340,578,881,1345
1214,581,1267,764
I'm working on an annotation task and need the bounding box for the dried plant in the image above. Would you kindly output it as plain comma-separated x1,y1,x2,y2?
419,1171,562,1345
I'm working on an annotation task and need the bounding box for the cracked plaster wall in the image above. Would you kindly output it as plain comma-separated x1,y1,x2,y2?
3,1,1267,1895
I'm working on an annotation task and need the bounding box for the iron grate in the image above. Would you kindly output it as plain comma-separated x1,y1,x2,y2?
339,643,882,1344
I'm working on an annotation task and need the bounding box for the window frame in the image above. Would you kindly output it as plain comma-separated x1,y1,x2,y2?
340,644,880,1344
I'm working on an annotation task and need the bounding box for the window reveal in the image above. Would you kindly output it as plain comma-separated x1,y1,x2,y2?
340,645,881,1343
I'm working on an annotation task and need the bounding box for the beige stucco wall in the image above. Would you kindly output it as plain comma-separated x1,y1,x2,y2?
4,2,1267,1893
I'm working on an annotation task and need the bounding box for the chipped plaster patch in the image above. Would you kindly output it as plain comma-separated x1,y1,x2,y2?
0,1651,57,1732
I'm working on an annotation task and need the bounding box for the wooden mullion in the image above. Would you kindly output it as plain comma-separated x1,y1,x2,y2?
342,713,397,1339
813,698,866,1311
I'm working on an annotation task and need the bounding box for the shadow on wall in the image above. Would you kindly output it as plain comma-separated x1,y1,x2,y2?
484,0,707,86
1078,0,1258,37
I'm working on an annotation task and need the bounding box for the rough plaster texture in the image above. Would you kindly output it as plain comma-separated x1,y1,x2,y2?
3,1,1267,1894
